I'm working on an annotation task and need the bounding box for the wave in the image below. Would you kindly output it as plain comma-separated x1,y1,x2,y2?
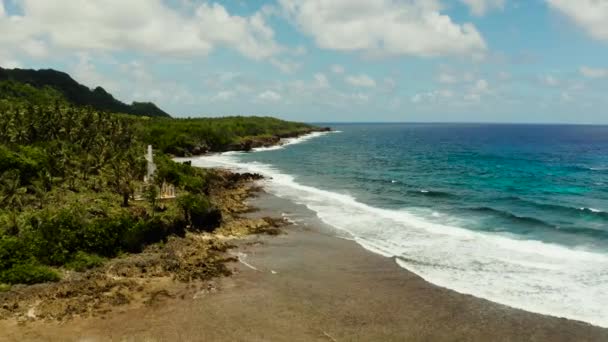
189,152,608,328
408,189,457,199
468,206,608,240
494,196,608,220
252,131,339,152
469,206,557,228
582,207,604,213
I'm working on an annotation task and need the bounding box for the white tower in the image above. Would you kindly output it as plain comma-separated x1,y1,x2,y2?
145,145,156,182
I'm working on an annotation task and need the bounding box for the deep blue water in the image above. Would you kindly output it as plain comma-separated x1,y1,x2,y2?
241,123,608,249
195,123,608,326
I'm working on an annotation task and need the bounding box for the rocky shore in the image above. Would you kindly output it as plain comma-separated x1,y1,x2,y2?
2,190,607,341
0,169,281,324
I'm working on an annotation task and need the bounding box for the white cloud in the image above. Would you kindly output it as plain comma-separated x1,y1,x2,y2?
463,79,490,103
460,0,505,16
437,70,476,84
345,74,377,87
314,73,330,88
474,79,489,92
291,45,307,56
71,53,121,94
331,64,345,74
270,58,300,74
0,0,279,59
580,66,608,79
211,90,236,102
542,75,560,86
438,72,458,84
498,71,511,80
547,0,608,41
0,58,21,69
257,90,282,102
411,89,453,103
412,79,491,105
279,0,486,57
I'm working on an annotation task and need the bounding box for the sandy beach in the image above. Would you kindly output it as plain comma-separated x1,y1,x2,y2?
1,191,607,341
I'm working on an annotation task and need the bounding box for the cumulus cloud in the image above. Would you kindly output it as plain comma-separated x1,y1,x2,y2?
547,0,608,41
411,89,454,103
580,66,608,79
257,90,282,102
331,65,345,74
279,0,486,57
542,75,560,86
438,72,458,84
314,73,330,88
0,57,21,69
211,90,236,102
437,69,475,84
0,0,279,59
345,74,377,87
460,0,505,16
270,58,300,74
71,54,121,95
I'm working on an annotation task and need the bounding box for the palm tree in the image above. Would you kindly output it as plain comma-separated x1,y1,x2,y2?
0,170,27,235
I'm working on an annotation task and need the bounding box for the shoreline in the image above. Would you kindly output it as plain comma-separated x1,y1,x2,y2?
2,130,607,340
186,138,608,329
2,189,606,341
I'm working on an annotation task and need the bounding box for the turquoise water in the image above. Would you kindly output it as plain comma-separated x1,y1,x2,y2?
192,123,608,326
245,124,608,248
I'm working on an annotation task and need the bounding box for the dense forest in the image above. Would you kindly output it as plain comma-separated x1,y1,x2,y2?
0,71,322,286
0,67,170,118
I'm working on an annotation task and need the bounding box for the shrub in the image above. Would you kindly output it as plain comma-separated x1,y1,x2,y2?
0,236,34,270
30,209,85,265
120,215,185,253
65,252,105,272
0,263,60,285
177,194,221,232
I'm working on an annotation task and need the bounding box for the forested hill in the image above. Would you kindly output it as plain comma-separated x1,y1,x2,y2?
0,66,170,118
0,65,326,286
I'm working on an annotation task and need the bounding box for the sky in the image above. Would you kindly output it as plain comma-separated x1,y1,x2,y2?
0,0,608,124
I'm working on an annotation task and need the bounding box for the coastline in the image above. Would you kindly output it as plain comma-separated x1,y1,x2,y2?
2,190,607,341
187,130,608,329
1,131,607,341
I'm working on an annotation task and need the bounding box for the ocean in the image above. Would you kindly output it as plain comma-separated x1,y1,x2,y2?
191,123,608,327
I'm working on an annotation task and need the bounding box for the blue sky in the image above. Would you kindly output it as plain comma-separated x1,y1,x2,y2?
1,0,608,123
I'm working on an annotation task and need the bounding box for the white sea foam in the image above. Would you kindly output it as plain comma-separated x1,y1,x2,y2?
580,207,603,213
252,131,336,152
186,145,608,328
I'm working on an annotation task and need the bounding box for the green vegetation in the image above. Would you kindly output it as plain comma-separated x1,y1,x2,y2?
65,252,105,272
0,71,323,285
0,67,170,117
141,116,320,156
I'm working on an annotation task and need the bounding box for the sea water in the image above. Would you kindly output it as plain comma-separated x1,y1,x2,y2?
190,123,608,327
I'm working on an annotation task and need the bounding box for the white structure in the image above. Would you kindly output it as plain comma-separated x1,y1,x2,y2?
145,144,156,182
139,145,176,200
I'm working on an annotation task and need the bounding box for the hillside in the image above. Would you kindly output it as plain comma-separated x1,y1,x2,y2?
0,67,327,288
0,66,170,118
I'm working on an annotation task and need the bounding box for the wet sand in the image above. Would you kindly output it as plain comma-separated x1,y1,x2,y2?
1,193,607,341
